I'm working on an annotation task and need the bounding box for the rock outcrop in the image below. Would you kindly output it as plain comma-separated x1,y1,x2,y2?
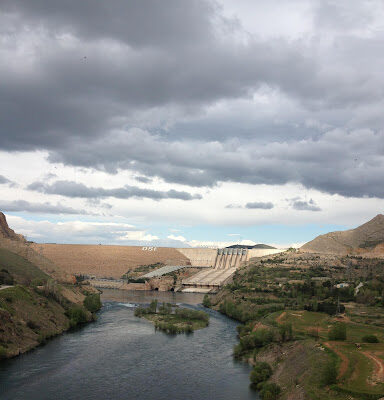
0,212,25,242
301,214,384,256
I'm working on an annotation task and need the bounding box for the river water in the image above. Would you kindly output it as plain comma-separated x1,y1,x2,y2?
0,290,258,400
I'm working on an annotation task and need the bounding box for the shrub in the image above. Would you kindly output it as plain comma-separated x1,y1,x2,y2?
83,294,102,313
149,299,158,313
174,308,209,323
27,320,40,331
202,294,211,308
0,345,7,359
362,334,379,343
0,270,14,285
31,278,47,287
66,305,88,327
322,360,337,385
250,362,272,386
278,322,293,342
328,323,347,341
259,382,281,400
158,302,172,315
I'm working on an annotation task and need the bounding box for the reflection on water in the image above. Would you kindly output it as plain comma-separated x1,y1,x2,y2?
0,290,258,400
101,288,207,304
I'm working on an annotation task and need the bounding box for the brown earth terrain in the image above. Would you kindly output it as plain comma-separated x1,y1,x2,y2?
31,243,190,279
302,214,384,256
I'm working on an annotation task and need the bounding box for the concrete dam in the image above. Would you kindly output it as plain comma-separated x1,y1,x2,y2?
31,243,282,292
181,247,282,293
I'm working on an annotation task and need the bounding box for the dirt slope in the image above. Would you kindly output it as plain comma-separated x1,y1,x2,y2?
301,214,384,256
31,244,190,279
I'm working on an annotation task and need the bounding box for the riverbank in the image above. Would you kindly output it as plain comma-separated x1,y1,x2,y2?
1,290,258,400
0,284,101,359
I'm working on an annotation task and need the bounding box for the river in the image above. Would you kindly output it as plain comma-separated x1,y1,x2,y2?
0,290,258,400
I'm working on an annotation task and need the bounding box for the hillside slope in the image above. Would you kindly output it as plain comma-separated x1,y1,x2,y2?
0,214,102,360
301,214,384,256
0,213,72,282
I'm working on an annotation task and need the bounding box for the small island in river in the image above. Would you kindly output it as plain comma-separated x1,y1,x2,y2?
134,300,209,334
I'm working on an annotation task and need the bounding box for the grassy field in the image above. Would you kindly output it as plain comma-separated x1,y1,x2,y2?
0,247,49,284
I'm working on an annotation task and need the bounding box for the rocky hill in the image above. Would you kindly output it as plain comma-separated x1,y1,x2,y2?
0,213,102,360
0,212,25,242
301,214,384,256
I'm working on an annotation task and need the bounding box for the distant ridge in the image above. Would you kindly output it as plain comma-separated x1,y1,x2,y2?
226,244,276,249
301,214,384,255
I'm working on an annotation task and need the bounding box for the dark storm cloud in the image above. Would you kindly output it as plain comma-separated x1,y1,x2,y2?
0,200,91,215
245,202,274,210
1,1,384,199
48,128,384,198
291,199,321,212
0,0,216,48
27,180,202,201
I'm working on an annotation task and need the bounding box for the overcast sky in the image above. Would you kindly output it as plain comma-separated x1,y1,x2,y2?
1,0,384,247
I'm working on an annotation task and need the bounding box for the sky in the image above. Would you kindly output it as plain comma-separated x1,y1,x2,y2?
1,0,384,248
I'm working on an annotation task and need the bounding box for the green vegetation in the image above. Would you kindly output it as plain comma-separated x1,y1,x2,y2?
0,268,14,285
259,382,281,400
322,360,337,385
209,251,384,399
0,345,7,360
83,293,102,313
249,361,272,387
362,334,379,343
203,294,212,307
135,300,209,334
0,259,100,359
66,305,88,328
328,323,347,341
0,247,49,285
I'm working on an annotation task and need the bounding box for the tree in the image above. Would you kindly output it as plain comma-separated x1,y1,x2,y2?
322,360,337,385
328,323,346,341
203,294,211,307
249,362,272,386
362,334,379,343
149,299,158,313
83,294,102,313
259,382,281,400
278,323,293,342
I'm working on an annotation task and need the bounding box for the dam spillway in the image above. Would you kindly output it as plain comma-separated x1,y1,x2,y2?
181,247,284,292
181,248,247,292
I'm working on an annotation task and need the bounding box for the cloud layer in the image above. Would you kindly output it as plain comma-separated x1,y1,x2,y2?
1,1,384,199
1,1,384,246
27,180,202,201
